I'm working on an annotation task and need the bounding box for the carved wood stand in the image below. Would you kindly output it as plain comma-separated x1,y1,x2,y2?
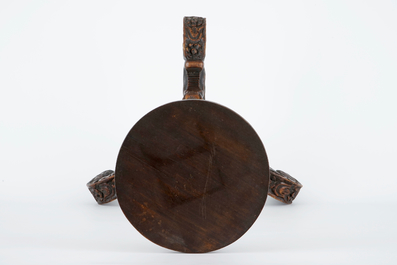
87,16,303,252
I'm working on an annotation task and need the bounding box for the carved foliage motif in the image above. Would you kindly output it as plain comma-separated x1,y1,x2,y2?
268,168,303,204
183,16,206,100
184,16,206,61
87,170,117,204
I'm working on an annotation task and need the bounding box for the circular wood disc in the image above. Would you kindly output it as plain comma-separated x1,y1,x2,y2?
115,100,269,253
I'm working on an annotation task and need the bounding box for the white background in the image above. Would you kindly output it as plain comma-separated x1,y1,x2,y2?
1,0,396,264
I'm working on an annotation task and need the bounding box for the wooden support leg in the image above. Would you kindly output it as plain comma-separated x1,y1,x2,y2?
87,168,302,205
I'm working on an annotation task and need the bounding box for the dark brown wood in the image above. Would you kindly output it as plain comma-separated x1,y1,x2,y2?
268,168,303,204
89,168,302,204
183,16,206,100
87,170,116,204
116,100,269,253
86,15,304,253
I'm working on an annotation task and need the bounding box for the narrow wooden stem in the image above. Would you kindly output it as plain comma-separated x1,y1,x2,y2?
183,16,206,100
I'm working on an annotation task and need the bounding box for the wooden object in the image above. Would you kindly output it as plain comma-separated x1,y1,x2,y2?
183,16,206,99
115,17,271,253
86,170,116,204
87,16,303,253
268,168,302,204
89,168,302,205
116,100,269,253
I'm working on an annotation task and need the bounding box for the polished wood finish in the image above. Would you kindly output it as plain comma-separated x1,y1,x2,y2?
183,16,206,100
86,16,303,253
116,100,269,253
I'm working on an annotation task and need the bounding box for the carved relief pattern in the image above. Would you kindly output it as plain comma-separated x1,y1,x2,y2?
87,170,117,204
183,16,206,61
268,168,303,204
183,16,206,100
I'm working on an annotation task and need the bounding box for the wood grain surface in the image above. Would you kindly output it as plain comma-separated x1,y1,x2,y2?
115,100,269,253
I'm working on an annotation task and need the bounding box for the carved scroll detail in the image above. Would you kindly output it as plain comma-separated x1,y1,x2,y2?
183,16,206,100
87,170,117,204
268,168,303,204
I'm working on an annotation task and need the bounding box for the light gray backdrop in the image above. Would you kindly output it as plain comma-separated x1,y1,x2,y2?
1,1,396,264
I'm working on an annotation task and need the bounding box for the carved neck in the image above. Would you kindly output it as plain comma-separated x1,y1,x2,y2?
183,16,206,100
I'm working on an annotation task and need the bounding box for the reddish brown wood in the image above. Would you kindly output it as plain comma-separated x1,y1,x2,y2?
116,100,269,253
87,170,116,204
183,16,206,100
268,168,302,204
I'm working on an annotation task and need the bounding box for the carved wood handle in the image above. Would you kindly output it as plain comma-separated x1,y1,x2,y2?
183,16,206,100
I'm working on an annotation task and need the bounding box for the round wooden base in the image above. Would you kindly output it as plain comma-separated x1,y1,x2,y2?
116,100,269,253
